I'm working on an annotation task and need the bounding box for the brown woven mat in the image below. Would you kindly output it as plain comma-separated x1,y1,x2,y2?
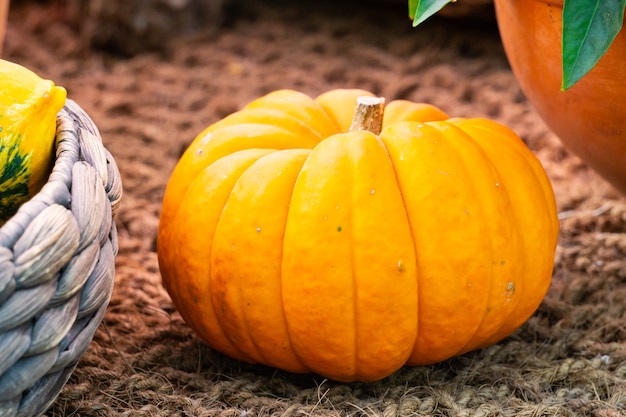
5,1,626,415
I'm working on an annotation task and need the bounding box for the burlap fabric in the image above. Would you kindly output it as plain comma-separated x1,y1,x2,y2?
4,0,625,415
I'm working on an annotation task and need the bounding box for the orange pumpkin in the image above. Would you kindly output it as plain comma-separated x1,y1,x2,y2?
157,88,559,382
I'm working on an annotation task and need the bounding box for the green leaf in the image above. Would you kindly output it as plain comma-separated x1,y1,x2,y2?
408,0,419,18
410,0,454,27
561,0,626,90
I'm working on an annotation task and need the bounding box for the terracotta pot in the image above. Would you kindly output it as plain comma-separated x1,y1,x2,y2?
494,0,626,195
0,0,8,56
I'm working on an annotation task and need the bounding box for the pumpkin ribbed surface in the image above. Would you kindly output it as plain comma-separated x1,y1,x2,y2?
157,88,559,382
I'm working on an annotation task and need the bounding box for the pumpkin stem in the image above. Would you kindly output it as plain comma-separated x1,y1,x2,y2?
349,96,385,135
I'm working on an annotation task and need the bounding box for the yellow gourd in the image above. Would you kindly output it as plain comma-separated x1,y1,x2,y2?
0,59,67,223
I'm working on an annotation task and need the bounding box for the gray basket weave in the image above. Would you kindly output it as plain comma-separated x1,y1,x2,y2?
0,99,122,417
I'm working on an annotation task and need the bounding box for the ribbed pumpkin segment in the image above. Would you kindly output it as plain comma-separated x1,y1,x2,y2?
209,149,310,374
205,107,325,145
380,121,514,365
244,89,341,139
281,130,418,382
448,119,559,349
163,124,312,216
415,121,522,358
382,100,449,125
159,122,319,268
163,149,277,363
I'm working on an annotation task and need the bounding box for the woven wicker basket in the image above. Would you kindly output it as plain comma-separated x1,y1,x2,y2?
0,99,122,417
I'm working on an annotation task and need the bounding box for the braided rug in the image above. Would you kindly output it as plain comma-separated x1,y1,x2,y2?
4,0,625,415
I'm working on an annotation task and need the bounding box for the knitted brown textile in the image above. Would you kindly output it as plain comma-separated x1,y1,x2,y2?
5,1,626,416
